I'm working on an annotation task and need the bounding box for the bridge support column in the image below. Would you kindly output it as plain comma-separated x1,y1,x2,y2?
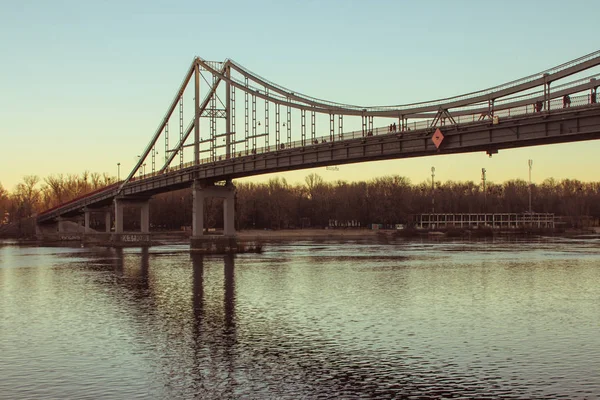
140,201,150,234
109,197,152,247
114,199,124,234
191,180,236,238
223,181,235,236
114,197,152,234
105,211,112,233
84,209,92,233
191,180,240,254
192,180,205,237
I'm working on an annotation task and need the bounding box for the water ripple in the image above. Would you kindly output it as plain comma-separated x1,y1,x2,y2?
1,238,599,399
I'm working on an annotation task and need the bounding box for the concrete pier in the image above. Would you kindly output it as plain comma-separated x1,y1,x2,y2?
191,180,236,238
191,180,240,253
35,181,262,253
113,197,151,234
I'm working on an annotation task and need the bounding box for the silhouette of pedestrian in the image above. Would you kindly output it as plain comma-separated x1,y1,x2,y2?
535,101,543,112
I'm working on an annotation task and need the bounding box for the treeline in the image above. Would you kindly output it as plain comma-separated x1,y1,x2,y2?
1,172,599,230
234,174,600,229
0,172,116,224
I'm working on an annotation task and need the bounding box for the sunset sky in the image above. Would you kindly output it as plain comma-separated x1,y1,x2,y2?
1,0,600,191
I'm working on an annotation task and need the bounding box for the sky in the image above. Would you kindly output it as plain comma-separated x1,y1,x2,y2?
1,0,600,191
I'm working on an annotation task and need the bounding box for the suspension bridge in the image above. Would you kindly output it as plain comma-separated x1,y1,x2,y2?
35,51,600,250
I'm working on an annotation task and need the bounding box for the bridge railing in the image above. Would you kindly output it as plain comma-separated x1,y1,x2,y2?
126,93,598,185
43,86,592,217
41,93,599,218
37,182,121,218
452,73,600,113
147,93,595,180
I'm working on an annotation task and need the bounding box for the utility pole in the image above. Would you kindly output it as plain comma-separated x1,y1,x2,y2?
481,168,487,212
431,166,435,213
528,159,533,213
117,163,120,181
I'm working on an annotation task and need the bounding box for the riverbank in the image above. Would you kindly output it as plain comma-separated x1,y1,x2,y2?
3,226,599,245
236,226,600,241
237,228,379,240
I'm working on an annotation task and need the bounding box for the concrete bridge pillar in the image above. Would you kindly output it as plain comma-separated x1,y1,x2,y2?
140,201,150,234
84,209,92,233
191,180,236,238
114,199,124,233
81,207,112,233
114,197,151,233
105,211,112,233
223,181,236,236
192,180,205,237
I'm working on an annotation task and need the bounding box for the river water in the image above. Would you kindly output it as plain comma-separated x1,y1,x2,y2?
1,237,599,399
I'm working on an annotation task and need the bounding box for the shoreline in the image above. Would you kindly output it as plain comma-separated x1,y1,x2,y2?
236,228,379,240
3,227,599,245
237,227,599,240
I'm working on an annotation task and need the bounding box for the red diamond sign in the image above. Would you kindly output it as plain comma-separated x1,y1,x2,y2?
432,128,444,149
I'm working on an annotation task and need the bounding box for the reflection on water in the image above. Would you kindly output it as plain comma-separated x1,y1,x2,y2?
1,237,600,399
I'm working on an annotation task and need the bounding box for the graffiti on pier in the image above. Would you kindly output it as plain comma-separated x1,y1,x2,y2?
120,234,151,242
59,235,82,241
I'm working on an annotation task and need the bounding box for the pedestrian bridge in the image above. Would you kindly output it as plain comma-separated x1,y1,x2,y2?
36,50,600,247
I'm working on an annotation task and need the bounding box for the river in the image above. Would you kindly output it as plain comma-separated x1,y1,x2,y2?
1,237,599,399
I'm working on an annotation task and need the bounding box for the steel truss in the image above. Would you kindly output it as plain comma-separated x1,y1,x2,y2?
119,51,600,193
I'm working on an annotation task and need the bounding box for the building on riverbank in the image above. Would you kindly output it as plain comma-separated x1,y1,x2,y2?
415,213,555,230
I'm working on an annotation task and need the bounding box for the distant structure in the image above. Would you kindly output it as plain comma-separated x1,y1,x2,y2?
415,213,555,229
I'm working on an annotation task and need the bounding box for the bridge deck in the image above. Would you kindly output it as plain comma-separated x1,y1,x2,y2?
37,102,600,223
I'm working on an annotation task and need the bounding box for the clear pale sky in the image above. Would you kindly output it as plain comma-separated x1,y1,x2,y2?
1,0,600,191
